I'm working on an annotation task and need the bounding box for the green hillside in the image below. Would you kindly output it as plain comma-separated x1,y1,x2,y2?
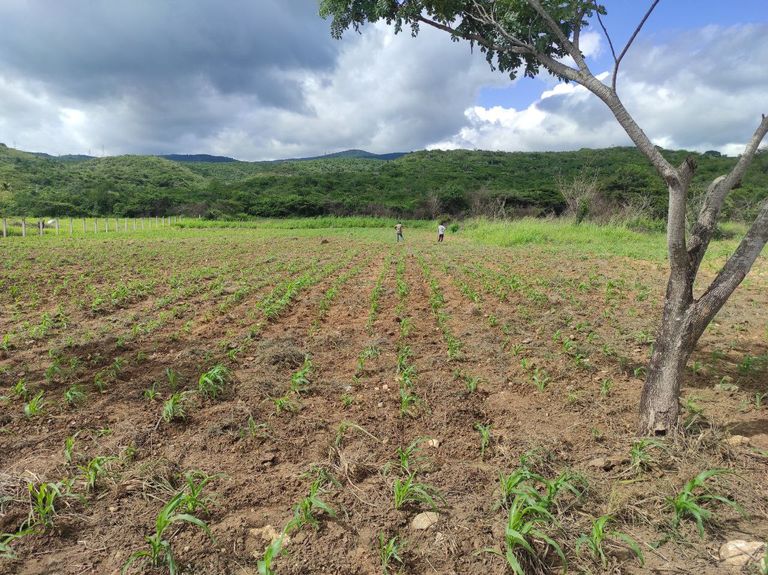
1,142,765,220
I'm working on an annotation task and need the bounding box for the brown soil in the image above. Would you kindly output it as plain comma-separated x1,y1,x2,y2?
1,229,767,575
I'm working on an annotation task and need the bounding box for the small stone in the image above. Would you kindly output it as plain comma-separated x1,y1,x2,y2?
727,435,750,447
411,511,439,530
108,506,117,512
719,540,766,566
377,402,384,408
382,384,389,391
426,438,440,448
587,457,609,470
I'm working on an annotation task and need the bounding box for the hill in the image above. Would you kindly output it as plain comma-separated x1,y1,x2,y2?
0,142,766,220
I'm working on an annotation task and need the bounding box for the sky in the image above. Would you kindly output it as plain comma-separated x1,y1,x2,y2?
0,1,766,160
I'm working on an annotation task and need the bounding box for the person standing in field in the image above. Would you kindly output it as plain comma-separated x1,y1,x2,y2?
437,223,446,243
395,222,404,242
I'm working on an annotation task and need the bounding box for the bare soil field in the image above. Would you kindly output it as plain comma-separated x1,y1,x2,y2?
1,226,767,575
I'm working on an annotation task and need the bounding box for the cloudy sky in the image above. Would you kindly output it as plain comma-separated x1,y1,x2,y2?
0,1,765,160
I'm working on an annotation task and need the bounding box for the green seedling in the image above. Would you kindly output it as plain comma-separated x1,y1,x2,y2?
629,438,665,473
11,378,28,400
23,391,45,417
144,381,159,401
392,473,441,511
285,479,336,532
273,395,298,414
64,384,86,406
576,514,643,567
399,388,419,417
395,438,425,475
166,368,179,390
257,533,285,575
162,392,188,423
26,482,62,530
599,378,613,398
122,491,212,575
475,423,492,457
531,367,550,391
179,470,219,514
198,364,230,399
379,533,405,574
78,455,117,492
290,356,312,394
64,434,77,464
668,469,740,537
484,494,566,575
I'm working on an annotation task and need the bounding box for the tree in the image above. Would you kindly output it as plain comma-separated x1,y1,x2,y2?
319,0,768,435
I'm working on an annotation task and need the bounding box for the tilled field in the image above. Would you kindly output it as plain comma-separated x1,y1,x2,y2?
1,227,767,575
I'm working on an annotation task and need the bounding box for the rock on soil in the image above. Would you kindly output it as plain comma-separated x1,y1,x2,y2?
411,512,440,530
719,540,766,566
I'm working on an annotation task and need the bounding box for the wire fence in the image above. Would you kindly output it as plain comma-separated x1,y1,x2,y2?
0,216,194,238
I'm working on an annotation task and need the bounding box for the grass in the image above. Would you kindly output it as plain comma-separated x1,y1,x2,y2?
576,514,644,567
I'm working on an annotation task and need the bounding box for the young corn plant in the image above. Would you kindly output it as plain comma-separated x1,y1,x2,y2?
668,469,740,537
64,384,86,406
285,479,336,532
395,438,426,475
379,532,405,574
289,356,312,395
273,395,299,414
486,494,566,575
179,470,219,515
78,455,117,492
198,364,230,399
475,423,492,458
26,482,62,530
64,434,77,464
575,514,644,567
162,392,188,423
122,492,212,575
23,391,45,418
392,473,441,511
629,439,665,474
257,534,286,575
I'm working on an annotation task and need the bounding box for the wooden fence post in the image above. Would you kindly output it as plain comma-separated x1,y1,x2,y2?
69,218,73,235
2,218,6,238
22,219,26,237
94,219,98,233
55,219,60,235
83,218,86,233
39,220,44,236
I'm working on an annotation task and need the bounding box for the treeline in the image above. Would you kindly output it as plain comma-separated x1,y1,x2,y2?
1,143,766,221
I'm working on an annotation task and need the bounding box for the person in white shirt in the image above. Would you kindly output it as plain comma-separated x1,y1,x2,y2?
438,223,446,242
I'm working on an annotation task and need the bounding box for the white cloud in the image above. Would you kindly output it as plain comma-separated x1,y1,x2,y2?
430,24,768,157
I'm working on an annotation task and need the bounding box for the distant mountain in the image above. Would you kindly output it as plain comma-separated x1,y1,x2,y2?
28,151,95,162
278,149,407,162
159,154,237,163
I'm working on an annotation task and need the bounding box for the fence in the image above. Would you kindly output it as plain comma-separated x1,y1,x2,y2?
0,216,196,238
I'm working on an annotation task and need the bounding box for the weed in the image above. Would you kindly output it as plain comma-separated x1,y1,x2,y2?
341,393,354,407
576,514,643,567
122,491,212,575
379,533,405,574
198,364,230,399
464,374,481,393
682,396,705,430
668,469,740,537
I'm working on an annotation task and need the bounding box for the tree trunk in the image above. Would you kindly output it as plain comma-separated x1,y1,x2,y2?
638,267,695,435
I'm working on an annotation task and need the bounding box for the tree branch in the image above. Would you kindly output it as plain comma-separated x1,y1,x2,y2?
525,0,588,73
692,198,768,341
415,14,498,51
687,114,768,273
612,0,660,92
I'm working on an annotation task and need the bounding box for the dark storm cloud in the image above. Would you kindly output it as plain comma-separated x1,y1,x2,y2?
0,0,335,109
